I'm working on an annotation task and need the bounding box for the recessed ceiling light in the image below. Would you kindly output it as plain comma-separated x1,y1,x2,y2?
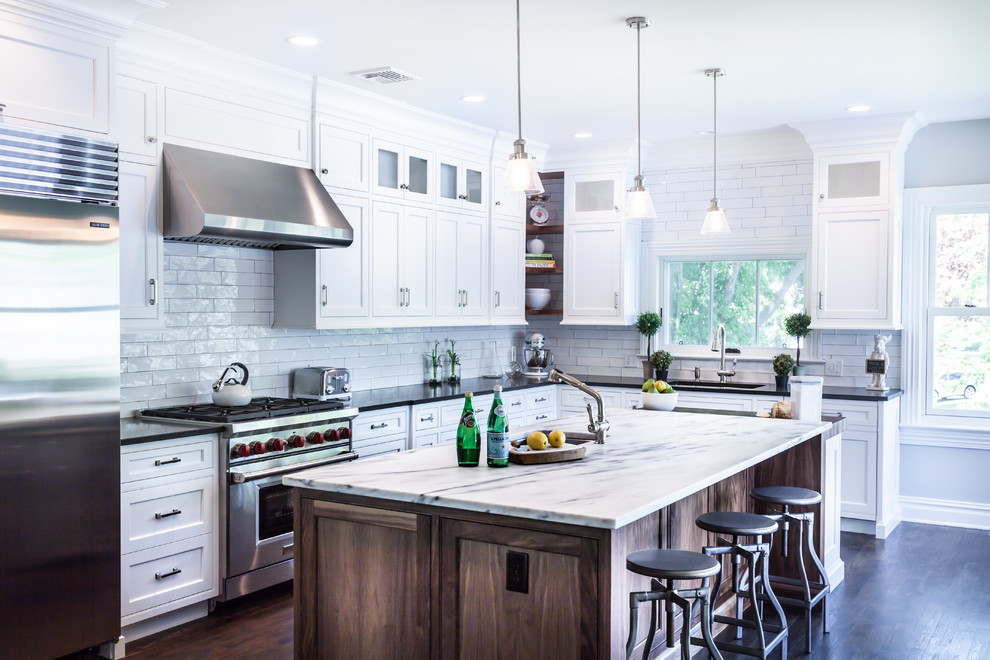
286,36,319,47
573,132,593,139
696,130,713,135
846,105,871,112
460,95,485,103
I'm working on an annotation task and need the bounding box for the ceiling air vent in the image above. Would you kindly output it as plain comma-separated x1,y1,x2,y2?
351,66,419,85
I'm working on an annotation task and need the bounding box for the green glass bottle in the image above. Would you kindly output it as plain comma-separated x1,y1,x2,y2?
487,385,509,467
456,392,480,467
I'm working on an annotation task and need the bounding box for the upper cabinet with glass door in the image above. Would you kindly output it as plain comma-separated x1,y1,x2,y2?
436,154,487,213
564,171,624,222
816,152,890,210
372,138,433,204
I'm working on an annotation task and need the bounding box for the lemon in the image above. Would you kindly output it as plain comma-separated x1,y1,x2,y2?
655,380,667,391
526,431,549,450
548,429,566,447
641,378,655,393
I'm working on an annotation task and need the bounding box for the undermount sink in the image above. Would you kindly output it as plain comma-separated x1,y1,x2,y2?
666,380,768,390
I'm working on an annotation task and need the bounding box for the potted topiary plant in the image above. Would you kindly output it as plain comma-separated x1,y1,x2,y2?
772,353,795,389
784,312,812,375
635,311,662,379
650,350,673,382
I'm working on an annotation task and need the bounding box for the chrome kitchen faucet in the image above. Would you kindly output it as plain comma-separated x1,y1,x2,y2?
711,324,738,383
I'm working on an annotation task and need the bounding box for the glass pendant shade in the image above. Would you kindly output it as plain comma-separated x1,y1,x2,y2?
624,186,656,219
701,201,730,234
506,150,544,194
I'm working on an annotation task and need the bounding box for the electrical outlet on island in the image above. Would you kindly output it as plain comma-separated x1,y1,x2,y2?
624,354,640,368
825,358,843,376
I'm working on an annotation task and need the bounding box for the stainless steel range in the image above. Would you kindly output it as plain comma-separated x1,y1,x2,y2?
140,396,358,600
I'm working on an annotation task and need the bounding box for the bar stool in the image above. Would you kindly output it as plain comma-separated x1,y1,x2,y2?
750,486,831,653
693,512,788,659
625,548,724,660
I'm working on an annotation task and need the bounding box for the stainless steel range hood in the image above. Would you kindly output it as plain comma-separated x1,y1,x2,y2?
162,143,353,249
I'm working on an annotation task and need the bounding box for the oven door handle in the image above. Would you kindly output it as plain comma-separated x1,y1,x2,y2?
229,451,359,484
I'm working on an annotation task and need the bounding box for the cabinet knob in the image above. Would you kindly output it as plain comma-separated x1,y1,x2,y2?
400,183,409,190
0,103,6,112
147,136,157,143
458,194,467,200
494,200,501,206
819,193,825,200
321,168,328,174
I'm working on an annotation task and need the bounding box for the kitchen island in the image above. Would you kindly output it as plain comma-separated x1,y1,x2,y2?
285,408,842,659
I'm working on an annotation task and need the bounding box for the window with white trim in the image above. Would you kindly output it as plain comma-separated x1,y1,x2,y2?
926,207,989,418
663,258,805,349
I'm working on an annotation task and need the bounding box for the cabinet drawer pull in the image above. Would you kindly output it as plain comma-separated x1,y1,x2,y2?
535,414,548,421
155,567,182,580
534,397,547,403
818,291,825,310
370,422,389,430
321,284,328,307
420,414,434,422
154,457,181,466
0,103,5,111
282,543,294,555
149,278,157,306
155,508,181,520
614,292,619,309
511,401,522,407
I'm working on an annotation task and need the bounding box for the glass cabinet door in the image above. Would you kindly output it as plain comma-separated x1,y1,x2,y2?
465,167,483,206
374,141,401,198
817,153,889,209
407,154,430,196
565,171,623,220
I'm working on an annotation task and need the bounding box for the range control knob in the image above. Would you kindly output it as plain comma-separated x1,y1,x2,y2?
288,434,305,448
342,383,351,392
324,384,335,395
266,437,285,452
340,427,351,440
326,428,341,442
307,431,324,445
249,441,265,455
232,443,251,458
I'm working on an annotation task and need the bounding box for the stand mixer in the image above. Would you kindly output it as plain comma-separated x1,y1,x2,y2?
523,333,555,378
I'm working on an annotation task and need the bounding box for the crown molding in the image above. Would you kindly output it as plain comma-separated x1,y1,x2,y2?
0,0,161,41
789,112,929,153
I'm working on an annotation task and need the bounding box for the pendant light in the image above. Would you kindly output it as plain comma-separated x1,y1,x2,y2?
623,17,656,220
701,67,729,234
505,0,544,194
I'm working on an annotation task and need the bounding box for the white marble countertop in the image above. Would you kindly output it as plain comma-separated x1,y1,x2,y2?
284,408,831,530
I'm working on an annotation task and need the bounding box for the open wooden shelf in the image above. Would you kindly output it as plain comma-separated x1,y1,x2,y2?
525,224,564,235
525,308,563,316
525,267,563,275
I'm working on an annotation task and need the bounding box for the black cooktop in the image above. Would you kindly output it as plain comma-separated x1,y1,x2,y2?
141,397,348,423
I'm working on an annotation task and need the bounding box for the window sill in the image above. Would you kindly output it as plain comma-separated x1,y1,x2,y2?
900,423,990,450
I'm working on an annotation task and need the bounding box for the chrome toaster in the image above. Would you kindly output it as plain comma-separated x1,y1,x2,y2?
292,367,352,401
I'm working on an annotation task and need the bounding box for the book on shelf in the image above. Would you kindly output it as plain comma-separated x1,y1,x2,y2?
525,261,557,269
524,253,554,259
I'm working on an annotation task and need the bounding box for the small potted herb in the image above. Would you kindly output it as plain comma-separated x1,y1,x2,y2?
445,340,461,384
635,311,662,380
772,353,795,389
784,312,812,375
650,350,673,381
427,341,443,387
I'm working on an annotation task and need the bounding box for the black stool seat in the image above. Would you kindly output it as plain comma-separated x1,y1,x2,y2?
627,548,721,580
751,485,822,506
696,511,778,536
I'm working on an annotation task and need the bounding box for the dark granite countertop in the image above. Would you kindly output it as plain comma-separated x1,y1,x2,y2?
578,374,903,402
350,376,556,412
120,418,223,445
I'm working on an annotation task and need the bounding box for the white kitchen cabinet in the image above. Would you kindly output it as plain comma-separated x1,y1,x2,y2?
816,152,890,210
558,387,623,417
492,165,526,220
115,75,159,162
119,161,165,331
273,195,370,327
352,407,409,458
371,201,433,318
810,209,898,329
372,138,432,204
317,124,369,193
675,391,755,412
0,20,109,134
434,211,487,320
120,433,219,626
436,154,487,212
490,218,526,323
564,171,623,222
410,403,442,448
162,87,309,164
562,219,641,325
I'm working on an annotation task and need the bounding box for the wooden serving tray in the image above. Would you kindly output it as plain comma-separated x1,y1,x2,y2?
508,442,587,465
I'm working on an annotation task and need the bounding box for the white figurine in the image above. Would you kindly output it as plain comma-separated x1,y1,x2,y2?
867,333,892,391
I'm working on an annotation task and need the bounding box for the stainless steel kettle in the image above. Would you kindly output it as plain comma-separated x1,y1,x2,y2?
211,362,252,406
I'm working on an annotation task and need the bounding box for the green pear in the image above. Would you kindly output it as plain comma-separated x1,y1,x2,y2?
642,378,655,392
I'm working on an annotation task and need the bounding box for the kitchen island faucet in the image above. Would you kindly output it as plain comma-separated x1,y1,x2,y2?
548,369,609,444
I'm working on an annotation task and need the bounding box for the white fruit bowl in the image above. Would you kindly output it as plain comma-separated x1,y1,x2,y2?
642,391,678,411
525,287,551,310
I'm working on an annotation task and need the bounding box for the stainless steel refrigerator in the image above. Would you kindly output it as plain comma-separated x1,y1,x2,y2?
0,125,121,658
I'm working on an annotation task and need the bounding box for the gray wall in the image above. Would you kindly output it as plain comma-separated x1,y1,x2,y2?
905,119,990,188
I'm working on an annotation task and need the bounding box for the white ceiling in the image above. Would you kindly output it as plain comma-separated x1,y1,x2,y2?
130,0,990,150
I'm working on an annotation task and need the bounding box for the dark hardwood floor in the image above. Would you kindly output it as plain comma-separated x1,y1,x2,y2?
99,523,989,659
